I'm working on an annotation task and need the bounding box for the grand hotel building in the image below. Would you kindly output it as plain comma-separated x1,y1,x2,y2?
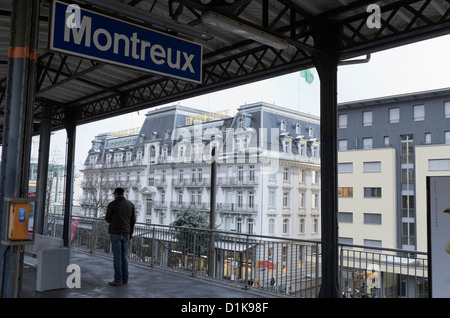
81,102,321,240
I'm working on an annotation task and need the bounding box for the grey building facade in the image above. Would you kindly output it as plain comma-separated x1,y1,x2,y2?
337,88,450,250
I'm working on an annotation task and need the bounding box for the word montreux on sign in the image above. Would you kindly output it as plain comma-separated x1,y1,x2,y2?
49,0,202,83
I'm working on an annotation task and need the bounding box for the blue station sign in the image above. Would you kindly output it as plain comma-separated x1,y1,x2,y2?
49,0,203,83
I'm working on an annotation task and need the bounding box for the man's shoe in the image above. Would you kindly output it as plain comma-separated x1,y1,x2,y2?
108,281,122,286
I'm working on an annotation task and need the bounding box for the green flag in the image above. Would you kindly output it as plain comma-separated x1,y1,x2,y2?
300,69,314,84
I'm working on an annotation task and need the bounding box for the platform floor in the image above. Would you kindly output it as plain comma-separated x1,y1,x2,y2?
20,248,271,299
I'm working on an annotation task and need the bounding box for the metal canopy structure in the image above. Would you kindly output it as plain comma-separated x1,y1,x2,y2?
0,0,450,299
0,0,449,137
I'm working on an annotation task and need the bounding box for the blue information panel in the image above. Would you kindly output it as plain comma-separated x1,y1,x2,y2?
49,0,203,83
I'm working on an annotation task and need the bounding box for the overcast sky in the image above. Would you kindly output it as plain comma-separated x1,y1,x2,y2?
40,34,450,177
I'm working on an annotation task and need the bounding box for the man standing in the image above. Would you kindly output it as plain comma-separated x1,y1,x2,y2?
105,187,136,286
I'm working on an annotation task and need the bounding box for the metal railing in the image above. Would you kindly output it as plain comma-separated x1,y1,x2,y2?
43,215,429,298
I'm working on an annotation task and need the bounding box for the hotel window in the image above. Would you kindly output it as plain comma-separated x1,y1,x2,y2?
363,137,373,149
268,219,275,235
284,140,291,154
300,143,306,156
150,145,156,157
178,169,184,182
178,192,183,205
338,139,347,151
299,218,305,234
161,170,166,183
445,131,450,144
248,218,255,234
425,133,431,144
364,213,382,225
283,191,289,207
338,114,347,128
363,161,381,173
338,212,353,223
445,101,450,118
299,192,305,207
413,104,425,121
384,136,390,146
313,146,319,158
312,193,319,208
197,191,202,205
295,123,301,134
312,171,319,184
249,165,255,181
248,191,255,208
281,120,287,131
190,191,195,204
338,187,353,197
364,187,382,198
238,166,244,181
283,219,290,234
338,163,353,173
283,167,289,181
313,218,319,233
363,111,372,126
198,168,203,182
269,190,276,207
237,191,243,208
389,107,400,123
236,218,243,233
299,169,306,182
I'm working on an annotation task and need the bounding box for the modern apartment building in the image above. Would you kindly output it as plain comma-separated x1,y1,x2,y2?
81,102,322,240
337,88,450,251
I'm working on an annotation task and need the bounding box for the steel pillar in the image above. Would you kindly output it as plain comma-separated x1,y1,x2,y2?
63,113,77,247
208,146,217,278
0,0,40,298
35,105,51,235
311,19,341,298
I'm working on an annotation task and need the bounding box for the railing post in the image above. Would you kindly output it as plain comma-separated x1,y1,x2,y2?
150,225,155,267
192,232,197,277
244,235,249,290
90,219,96,253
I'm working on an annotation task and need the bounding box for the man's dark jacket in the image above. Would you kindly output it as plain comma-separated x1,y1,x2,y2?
105,196,136,235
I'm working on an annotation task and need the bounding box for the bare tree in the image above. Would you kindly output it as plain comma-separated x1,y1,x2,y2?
81,167,114,218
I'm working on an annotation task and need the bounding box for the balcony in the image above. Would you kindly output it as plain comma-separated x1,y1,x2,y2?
218,177,258,187
221,203,258,214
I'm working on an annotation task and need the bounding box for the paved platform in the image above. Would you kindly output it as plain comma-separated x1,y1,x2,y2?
20,248,272,299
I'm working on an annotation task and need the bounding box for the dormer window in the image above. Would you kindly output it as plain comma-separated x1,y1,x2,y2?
238,117,244,128
295,123,301,134
281,120,287,131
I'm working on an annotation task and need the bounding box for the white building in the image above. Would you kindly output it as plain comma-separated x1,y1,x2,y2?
81,102,322,240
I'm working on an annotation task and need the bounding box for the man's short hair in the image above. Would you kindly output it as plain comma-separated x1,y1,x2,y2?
113,187,125,196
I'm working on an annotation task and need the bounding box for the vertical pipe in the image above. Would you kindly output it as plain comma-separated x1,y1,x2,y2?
311,19,341,298
35,105,51,235
208,146,216,277
0,0,39,298
63,113,77,247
